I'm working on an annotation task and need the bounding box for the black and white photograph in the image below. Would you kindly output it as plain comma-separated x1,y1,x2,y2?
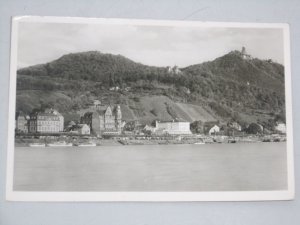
6,17,294,201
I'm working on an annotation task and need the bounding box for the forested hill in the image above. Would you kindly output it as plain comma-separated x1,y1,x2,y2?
16,50,286,127
17,51,166,85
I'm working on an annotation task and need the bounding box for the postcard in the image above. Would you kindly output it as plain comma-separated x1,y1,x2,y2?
6,16,294,201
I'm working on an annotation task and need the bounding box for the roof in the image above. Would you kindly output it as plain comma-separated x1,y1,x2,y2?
83,105,119,116
36,112,59,117
29,108,63,118
204,122,220,130
44,108,63,116
157,119,188,123
68,121,76,126
82,111,100,118
17,112,27,120
73,124,89,129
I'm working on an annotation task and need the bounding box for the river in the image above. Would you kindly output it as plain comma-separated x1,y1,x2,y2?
13,142,287,192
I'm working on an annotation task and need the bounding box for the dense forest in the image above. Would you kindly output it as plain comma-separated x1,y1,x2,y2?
16,50,286,129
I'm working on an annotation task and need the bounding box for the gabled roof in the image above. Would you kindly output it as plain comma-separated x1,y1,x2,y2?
157,119,188,123
84,105,119,116
204,122,220,131
73,124,89,129
36,112,59,117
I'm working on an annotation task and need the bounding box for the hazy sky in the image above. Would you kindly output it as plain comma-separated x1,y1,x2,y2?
17,21,285,68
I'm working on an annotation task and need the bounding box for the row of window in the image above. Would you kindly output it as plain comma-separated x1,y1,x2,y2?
37,116,60,120
38,126,60,132
37,121,61,125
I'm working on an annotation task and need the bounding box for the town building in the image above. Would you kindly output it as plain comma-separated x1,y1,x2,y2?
69,124,90,135
228,121,242,131
16,112,29,133
275,122,286,134
28,109,64,133
81,101,122,136
143,124,156,134
154,120,191,135
208,125,220,135
203,122,220,135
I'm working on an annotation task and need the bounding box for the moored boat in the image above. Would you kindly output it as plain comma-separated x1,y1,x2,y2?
194,142,205,145
47,142,73,147
29,143,46,147
77,143,97,147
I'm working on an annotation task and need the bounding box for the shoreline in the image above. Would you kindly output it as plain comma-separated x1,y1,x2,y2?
14,134,286,148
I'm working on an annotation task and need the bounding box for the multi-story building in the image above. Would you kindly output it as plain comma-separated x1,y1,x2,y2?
16,112,29,133
81,101,122,136
154,120,191,135
28,109,64,133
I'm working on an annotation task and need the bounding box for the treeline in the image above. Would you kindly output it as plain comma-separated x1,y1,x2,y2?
17,50,286,123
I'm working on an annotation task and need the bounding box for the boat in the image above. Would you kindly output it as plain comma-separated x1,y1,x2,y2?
29,143,46,147
47,142,73,147
194,142,205,145
77,143,97,147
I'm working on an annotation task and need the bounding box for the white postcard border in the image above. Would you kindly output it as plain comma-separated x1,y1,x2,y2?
6,16,295,202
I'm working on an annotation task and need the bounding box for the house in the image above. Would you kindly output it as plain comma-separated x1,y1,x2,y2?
275,122,286,134
203,122,220,135
142,124,156,135
69,124,90,135
81,101,122,136
228,121,242,131
208,125,220,135
154,120,191,135
28,108,64,133
16,112,29,133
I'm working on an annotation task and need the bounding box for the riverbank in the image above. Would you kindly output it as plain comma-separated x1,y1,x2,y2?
15,134,286,147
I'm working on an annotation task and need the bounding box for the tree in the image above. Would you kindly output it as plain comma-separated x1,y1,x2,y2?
190,120,204,134
246,123,263,134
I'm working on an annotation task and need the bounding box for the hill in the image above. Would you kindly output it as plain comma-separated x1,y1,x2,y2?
16,50,286,127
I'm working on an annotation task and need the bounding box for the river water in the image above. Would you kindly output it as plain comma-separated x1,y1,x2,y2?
13,142,287,192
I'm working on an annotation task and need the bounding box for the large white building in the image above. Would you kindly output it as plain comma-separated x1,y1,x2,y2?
154,120,191,135
28,108,64,133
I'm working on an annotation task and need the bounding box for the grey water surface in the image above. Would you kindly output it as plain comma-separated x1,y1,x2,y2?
13,142,287,192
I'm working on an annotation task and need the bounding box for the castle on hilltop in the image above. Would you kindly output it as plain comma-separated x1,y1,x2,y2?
241,46,252,60
166,65,181,74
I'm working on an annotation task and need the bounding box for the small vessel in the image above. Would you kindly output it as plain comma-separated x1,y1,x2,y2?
47,141,73,147
228,139,236,143
194,142,205,145
77,143,97,147
29,143,46,147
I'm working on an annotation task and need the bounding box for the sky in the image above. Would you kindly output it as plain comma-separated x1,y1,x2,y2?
17,21,285,68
